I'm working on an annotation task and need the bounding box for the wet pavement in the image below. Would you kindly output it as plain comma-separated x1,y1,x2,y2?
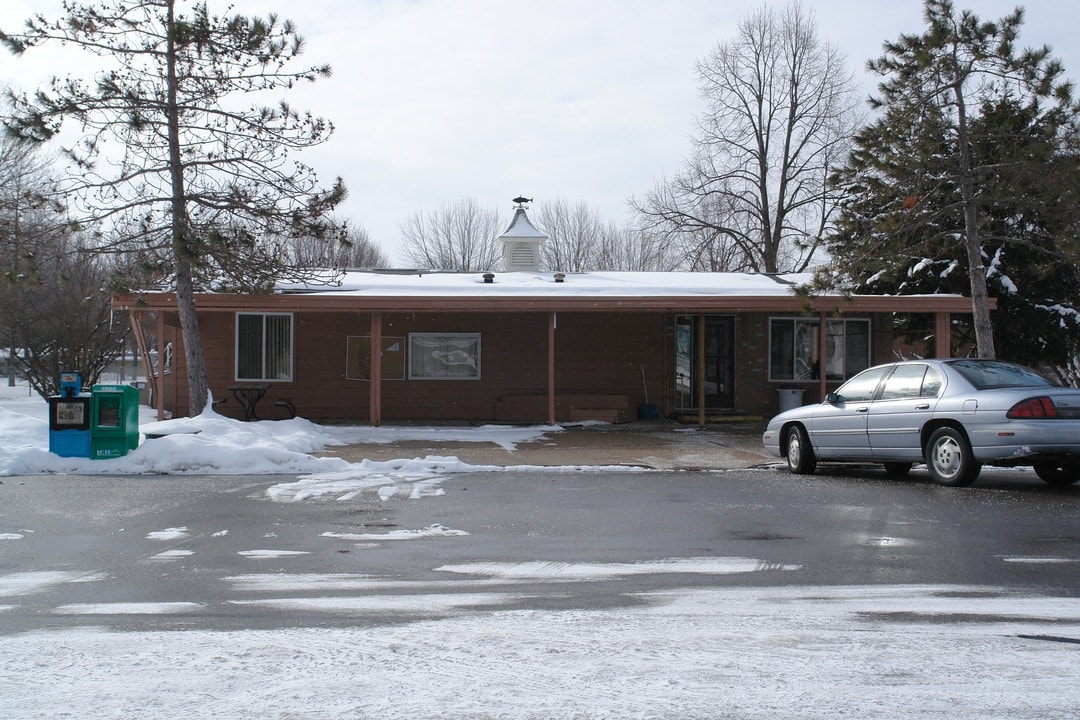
318,418,774,470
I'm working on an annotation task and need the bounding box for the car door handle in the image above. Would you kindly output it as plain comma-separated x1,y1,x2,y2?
857,407,869,413
915,404,930,410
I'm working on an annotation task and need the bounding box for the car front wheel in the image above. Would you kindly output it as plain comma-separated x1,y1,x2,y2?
785,425,816,475
924,427,981,487
1033,462,1080,486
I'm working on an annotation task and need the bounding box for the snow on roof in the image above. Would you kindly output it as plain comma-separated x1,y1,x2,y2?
276,270,817,298
115,269,977,315
496,207,548,240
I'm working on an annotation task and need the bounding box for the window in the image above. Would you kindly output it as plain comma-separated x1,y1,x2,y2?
921,367,943,397
947,359,1057,389
236,313,292,381
879,364,943,400
408,333,480,380
769,318,870,382
834,366,890,402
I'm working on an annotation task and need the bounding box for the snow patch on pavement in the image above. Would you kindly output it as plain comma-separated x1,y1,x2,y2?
228,593,524,615
0,571,94,597
237,550,311,559
54,602,205,615
322,524,470,541
146,527,189,541
265,457,646,502
436,557,801,580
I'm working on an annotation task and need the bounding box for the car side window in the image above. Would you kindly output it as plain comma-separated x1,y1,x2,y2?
880,364,928,400
834,366,890,402
921,367,943,397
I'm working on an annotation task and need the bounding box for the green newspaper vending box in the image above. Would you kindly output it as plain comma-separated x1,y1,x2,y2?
90,384,140,459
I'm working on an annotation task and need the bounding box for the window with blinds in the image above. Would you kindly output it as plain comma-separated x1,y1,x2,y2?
236,313,293,381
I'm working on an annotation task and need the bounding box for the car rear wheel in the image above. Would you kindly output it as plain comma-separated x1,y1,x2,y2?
1033,462,1080,486
785,425,816,475
924,427,981,487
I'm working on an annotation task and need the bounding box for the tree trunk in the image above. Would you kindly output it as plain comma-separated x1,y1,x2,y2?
174,257,208,415
954,83,996,359
165,0,209,415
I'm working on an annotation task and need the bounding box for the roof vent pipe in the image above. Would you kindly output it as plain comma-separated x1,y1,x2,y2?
483,273,495,284
554,273,565,283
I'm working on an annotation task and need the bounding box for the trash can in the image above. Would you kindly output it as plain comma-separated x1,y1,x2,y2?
777,386,805,413
90,384,140,459
130,380,149,406
48,372,91,458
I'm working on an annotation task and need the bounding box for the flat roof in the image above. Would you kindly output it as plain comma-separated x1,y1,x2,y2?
113,270,985,314
280,270,814,297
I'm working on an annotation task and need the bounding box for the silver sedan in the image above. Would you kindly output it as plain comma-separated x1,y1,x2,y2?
761,359,1080,486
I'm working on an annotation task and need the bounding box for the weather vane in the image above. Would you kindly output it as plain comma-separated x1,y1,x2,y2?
512,196,533,207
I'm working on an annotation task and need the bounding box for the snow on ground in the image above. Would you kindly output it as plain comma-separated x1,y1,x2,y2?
3,583,1080,719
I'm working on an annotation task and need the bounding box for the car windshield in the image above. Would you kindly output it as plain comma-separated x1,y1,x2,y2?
947,360,1058,389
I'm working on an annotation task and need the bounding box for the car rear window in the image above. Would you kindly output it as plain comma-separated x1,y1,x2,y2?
947,360,1058,389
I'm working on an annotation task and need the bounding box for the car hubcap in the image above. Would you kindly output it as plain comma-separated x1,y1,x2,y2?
788,434,801,467
932,437,960,478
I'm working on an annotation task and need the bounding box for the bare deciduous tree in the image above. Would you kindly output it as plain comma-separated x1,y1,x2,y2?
399,198,501,271
0,133,66,386
594,224,682,272
633,1,861,273
535,198,681,272
288,219,389,269
5,229,129,399
535,198,611,272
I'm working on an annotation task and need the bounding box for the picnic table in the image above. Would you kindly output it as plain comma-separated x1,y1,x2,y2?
227,383,270,421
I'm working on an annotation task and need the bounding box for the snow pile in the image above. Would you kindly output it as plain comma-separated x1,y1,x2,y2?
0,387,642,500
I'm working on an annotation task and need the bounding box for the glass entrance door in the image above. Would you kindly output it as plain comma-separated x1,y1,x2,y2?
673,316,735,411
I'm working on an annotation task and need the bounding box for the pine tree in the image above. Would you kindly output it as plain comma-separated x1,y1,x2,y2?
847,0,1075,359
828,78,1080,374
1,0,346,414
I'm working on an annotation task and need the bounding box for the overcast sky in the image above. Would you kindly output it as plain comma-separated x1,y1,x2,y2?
2,0,1078,264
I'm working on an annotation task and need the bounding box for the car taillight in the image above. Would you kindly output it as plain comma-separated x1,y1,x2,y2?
1007,396,1059,419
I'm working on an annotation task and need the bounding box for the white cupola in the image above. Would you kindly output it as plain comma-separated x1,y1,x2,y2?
497,196,547,272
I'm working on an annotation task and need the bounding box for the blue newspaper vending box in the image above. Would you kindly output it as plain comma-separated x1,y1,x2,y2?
48,372,91,458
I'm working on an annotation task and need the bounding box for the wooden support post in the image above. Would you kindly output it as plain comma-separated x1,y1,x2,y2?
548,312,556,425
370,312,382,426
818,312,828,404
935,311,952,357
129,309,165,421
697,314,706,428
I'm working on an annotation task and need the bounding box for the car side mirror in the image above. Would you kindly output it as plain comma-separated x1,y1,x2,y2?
825,392,840,404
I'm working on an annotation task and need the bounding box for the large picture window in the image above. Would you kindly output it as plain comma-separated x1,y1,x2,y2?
408,333,481,380
236,313,293,381
769,318,869,382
